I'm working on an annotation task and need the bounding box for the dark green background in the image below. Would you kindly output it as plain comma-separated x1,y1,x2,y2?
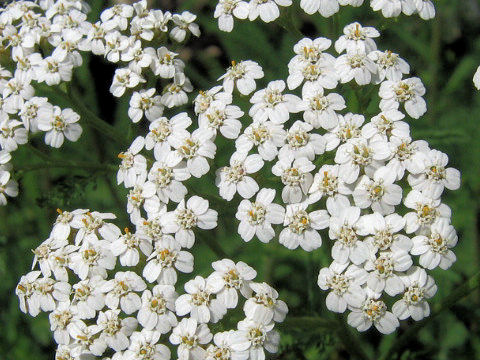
1,0,480,359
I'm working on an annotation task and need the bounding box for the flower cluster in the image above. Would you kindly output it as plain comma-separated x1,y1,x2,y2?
17,208,287,360
214,0,436,32
112,20,459,335
0,0,201,205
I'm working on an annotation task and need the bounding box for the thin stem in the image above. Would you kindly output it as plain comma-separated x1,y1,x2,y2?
66,88,130,147
197,230,230,259
337,317,371,360
36,83,130,148
379,270,480,360
277,7,304,38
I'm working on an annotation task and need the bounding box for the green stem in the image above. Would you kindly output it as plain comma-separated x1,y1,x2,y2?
337,317,371,360
379,270,480,360
66,88,130,147
36,84,129,148
278,316,337,331
197,231,230,259
277,7,304,38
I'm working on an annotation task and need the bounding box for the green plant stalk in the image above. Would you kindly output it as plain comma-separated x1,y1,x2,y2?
379,270,480,360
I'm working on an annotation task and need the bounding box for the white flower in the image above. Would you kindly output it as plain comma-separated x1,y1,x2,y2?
403,190,451,234
411,219,458,270
0,117,28,152
18,96,50,132
328,205,369,265
216,152,264,201
272,156,315,203
244,282,288,323
236,188,285,243
370,0,416,18
199,99,244,139
214,0,249,32
149,46,184,79
128,89,163,123
126,180,161,224
236,319,280,360
407,149,461,199
100,3,134,31
175,275,227,323
386,136,429,180
414,0,435,20
369,50,410,82
300,0,341,17
104,31,129,62
362,110,410,141
72,276,106,319
0,170,18,205
96,309,138,352
347,295,399,334
318,262,367,313
170,11,201,42
324,113,365,151
235,121,286,161
162,196,218,248
379,77,426,119
67,320,106,356
219,60,264,95
145,113,191,151
206,330,249,360
170,129,217,178
16,270,42,316
33,54,73,86
34,276,71,313
169,318,212,360
110,67,145,97
335,51,377,85
70,211,119,246
117,136,147,188
70,241,116,280
109,227,152,267
308,164,352,208
194,86,232,116
301,82,346,130
143,236,194,284
474,65,480,90
353,166,403,215
124,329,171,360
279,202,329,251
49,301,81,344
335,22,379,54
122,40,153,74
210,259,257,308
248,0,292,23
335,137,391,183
3,72,34,113
137,285,178,333
392,266,437,321
356,212,412,253
146,143,190,203
363,247,411,296
287,56,338,91
162,73,193,108
279,120,326,160
37,106,82,148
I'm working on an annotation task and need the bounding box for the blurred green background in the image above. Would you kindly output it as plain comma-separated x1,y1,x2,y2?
1,0,480,359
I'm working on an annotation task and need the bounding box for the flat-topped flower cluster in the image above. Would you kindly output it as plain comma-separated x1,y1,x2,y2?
18,208,287,360
0,0,200,205
214,0,436,32
11,0,464,359
113,20,460,335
